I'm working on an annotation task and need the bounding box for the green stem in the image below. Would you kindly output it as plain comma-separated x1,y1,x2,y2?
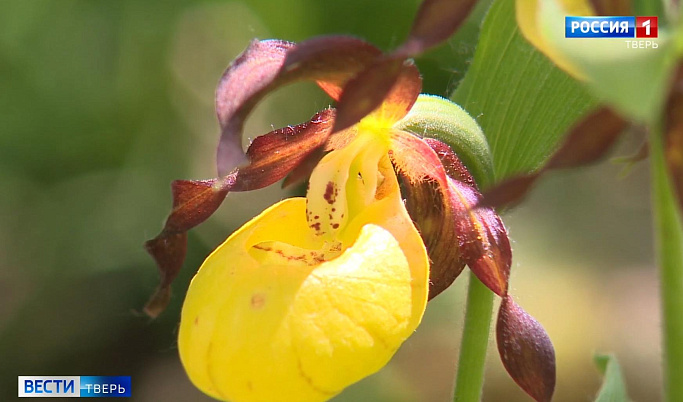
453,272,495,402
650,123,683,402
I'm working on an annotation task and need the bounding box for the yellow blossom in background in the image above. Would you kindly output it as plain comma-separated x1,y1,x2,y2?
516,0,593,80
514,0,676,123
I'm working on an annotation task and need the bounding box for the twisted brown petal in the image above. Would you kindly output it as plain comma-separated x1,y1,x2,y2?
285,36,382,101
333,59,422,133
144,179,228,317
144,110,335,317
282,124,361,189
497,295,556,402
318,0,479,134
233,109,335,190
144,232,188,318
391,132,510,297
448,178,511,296
215,40,293,175
215,37,383,176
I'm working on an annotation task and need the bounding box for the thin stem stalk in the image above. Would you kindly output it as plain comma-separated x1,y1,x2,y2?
452,272,494,402
650,122,683,402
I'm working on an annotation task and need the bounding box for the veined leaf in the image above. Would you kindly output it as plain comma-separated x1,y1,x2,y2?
452,0,597,181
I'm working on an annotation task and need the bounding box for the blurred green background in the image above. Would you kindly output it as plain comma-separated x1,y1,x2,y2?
0,0,660,401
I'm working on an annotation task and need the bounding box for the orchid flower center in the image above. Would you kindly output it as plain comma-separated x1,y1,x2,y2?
306,114,395,245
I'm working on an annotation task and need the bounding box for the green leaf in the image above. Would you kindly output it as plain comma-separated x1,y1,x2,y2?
593,354,631,402
451,0,597,182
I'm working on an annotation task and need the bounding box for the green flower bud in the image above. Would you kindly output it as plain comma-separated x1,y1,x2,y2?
395,94,494,188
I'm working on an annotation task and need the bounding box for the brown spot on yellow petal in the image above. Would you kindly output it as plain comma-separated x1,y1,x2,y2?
250,293,266,309
324,182,336,204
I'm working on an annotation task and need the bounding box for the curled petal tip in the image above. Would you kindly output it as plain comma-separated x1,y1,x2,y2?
143,285,172,319
143,232,188,318
215,39,294,176
460,203,511,297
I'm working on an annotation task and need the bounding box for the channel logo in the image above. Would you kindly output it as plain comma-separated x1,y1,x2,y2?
18,376,131,398
636,16,658,38
566,16,658,38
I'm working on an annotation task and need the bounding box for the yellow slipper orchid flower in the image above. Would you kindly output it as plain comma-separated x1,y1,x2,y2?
145,0,558,401
179,102,430,402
